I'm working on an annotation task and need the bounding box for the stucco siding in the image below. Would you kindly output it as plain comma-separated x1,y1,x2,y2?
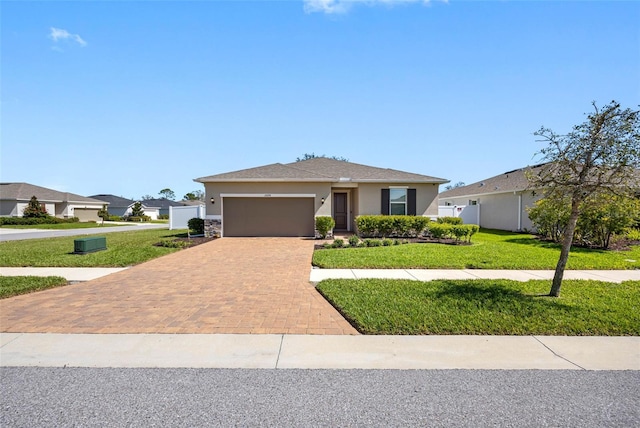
357,183,439,216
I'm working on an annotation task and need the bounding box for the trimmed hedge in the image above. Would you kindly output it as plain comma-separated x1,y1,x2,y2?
437,216,463,225
355,215,430,238
188,218,205,235
0,216,79,226
425,223,479,243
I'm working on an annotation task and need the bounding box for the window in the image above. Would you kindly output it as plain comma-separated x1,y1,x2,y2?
469,200,477,206
390,188,407,215
381,188,416,215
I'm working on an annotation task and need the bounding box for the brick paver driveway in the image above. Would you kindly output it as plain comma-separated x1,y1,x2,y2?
0,238,358,335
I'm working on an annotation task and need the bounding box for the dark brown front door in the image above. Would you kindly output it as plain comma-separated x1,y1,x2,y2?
333,193,348,230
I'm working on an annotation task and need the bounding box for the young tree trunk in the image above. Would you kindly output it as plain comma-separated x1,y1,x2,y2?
549,199,581,297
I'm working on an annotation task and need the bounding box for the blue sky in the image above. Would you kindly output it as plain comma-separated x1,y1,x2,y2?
2,0,639,200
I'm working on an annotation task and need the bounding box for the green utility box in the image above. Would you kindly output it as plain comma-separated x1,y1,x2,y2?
74,236,107,254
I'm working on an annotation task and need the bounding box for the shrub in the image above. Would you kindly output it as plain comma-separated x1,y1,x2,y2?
0,216,78,226
127,216,151,222
348,235,360,247
332,238,345,248
382,238,393,246
626,229,640,241
188,217,205,235
315,216,335,239
355,215,430,238
426,223,452,240
158,214,169,220
108,215,122,221
363,239,382,247
437,216,463,225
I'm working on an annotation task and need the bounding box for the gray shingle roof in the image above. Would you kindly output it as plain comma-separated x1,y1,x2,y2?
142,198,186,210
439,165,541,199
1,183,107,205
89,194,134,207
195,157,448,184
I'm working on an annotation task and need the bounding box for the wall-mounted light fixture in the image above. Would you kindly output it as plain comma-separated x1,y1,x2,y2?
210,197,215,204
321,197,325,204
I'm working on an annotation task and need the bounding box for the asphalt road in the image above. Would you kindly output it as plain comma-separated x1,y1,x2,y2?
0,223,169,241
2,368,638,427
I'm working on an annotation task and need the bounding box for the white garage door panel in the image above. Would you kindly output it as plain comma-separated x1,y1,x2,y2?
223,198,314,237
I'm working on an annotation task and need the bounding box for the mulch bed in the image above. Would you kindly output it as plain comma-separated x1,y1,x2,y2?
174,236,218,247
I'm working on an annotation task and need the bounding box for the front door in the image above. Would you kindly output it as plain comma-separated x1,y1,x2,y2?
333,193,348,230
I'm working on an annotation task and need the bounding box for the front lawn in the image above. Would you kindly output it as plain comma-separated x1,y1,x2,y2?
317,279,640,335
313,230,640,270
0,229,192,267
0,276,68,299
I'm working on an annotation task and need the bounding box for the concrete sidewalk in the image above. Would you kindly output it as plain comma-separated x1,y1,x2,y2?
1,333,638,370
310,268,640,283
2,267,639,283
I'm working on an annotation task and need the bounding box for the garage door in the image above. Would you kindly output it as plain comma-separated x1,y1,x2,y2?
223,197,315,237
74,208,100,222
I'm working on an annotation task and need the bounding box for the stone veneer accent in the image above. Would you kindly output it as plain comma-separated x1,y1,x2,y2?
204,219,222,238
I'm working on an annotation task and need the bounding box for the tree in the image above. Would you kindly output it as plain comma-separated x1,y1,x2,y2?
296,153,348,162
183,190,204,201
97,204,109,225
131,201,145,217
444,181,465,191
528,100,640,297
159,188,175,200
140,194,154,201
22,196,49,218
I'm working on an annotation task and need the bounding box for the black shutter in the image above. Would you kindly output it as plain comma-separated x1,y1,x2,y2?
381,189,390,215
408,189,417,215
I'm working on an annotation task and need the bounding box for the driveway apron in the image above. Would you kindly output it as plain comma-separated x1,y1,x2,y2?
0,238,358,335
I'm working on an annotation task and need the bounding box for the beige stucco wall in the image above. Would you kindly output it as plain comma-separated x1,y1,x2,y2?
357,183,440,216
204,182,332,217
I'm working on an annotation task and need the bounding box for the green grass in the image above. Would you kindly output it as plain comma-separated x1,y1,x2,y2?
0,229,190,267
313,230,640,270
317,279,640,335
1,222,132,230
0,276,68,299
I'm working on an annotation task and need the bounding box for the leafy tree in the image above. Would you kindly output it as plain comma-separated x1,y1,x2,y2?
296,153,348,162
159,188,175,200
131,201,145,217
528,100,639,297
22,196,49,218
443,181,466,191
183,190,204,201
140,194,154,201
97,204,109,225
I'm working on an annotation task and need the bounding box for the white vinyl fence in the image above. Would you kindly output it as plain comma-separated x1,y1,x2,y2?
438,205,479,225
169,205,205,230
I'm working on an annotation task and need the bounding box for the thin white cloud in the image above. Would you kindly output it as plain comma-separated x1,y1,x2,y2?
303,0,446,15
49,27,87,48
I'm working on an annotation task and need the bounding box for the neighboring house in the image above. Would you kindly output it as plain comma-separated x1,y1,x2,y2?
194,157,448,237
89,194,160,220
439,165,543,232
0,182,108,222
142,198,188,217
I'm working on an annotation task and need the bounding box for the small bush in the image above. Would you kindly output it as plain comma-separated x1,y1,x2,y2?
382,238,393,246
437,216,463,225
626,229,640,241
188,217,205,235
315,216,335,239
108,215,122,221
332,238,345,248
364,239,382,247
348,235,360,247
158,214,169,220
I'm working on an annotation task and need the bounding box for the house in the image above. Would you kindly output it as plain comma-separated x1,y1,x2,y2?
89,194,161,220
0,182,108,222
194,157,448,237
438,165,542,232
140,198,188,217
